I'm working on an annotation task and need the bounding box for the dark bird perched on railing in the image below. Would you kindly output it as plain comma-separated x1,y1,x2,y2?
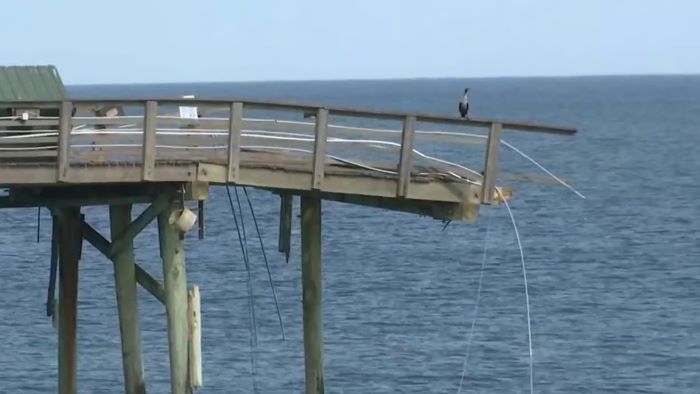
458,88,470,119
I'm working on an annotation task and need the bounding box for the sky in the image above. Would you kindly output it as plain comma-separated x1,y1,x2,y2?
3,0,700,84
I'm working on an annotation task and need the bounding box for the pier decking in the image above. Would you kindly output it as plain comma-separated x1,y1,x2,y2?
0,98,573,216
0,93,575,393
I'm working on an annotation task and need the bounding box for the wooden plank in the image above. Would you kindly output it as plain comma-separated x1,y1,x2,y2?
57,207,82,394
6,184,166,208
311,108,328,189
245,119,486,145
301,196,324,394
0,136,58,145
0,158,478,206
158,205,190,394
227,102,243,182
397,115,416,197
196,162,476,203
141,101,158,180
481,122,502,204
0,119,60,127
109,205,146,394
57,101,73,182
0,150,57,158
294,189,478,221
70,117,143,126
59,164,197,184
2,98,576,134
278,194,292,263
188,286,203,389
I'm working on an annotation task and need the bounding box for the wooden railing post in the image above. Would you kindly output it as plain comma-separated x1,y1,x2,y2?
142,101,158,181
397,115,416,197
481,122,502,204
227,102,243,183
57,101,73,182
311,108,328,190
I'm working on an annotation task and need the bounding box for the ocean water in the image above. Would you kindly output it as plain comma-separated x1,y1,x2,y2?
1,76,699,393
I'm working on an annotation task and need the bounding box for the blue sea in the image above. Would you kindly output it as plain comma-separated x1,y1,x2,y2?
1,76,699,393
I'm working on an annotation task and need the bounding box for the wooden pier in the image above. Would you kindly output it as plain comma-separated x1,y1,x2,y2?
0,73,575,393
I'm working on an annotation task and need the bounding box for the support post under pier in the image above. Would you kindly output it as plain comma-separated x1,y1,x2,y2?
110,205,146,394
158,204,191,394
301,196,324,394
57,207,83,394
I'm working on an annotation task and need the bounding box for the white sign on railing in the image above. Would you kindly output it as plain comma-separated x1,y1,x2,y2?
179,95,198,119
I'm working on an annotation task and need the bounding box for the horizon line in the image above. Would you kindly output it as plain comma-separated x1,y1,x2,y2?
66,71,700,87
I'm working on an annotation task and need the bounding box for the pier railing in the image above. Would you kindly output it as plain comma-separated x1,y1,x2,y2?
0,98,575,202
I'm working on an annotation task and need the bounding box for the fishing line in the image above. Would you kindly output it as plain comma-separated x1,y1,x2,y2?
497,187,534,394
224,184,259,393
457,208,493,394
242,186,286,340
500,139,585,199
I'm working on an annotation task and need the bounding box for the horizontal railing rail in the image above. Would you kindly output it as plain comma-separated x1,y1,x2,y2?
0,98,577,203
0,98,577,134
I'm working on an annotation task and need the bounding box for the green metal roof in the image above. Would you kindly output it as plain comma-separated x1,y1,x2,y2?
0,65,66,101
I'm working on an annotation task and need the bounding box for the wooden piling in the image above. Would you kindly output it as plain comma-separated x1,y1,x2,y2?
301,196,324,394
187,286,202,389
158,205,191,394
57,207,83,394
109,205,146,394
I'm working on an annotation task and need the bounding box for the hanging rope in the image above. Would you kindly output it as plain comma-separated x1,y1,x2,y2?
225,184,259,393
242,186,286,340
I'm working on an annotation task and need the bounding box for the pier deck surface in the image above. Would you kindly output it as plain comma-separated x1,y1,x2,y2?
0,98,575,218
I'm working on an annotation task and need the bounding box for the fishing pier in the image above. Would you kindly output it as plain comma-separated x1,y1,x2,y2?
0,66,576,393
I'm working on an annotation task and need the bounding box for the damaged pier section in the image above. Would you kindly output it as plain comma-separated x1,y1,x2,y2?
0,65,575,393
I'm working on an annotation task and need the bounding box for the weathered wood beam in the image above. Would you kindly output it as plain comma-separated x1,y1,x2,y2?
57,207,83,394
397,115,416,197
0,195,153,209
3,183,190,209
0,118,60,127
311,108,328,189
188,286,202,390
81,219,166,304
108,193,171,257
142,100,158,181
227,102,243,183
110,205,147,394
278,194,293,263
3,98,576,134
135,264,166,305
196,163,481,205
293,189,481,222
57,101,73,182
481,122,502,204
158,205,191,394
301,196,324,394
